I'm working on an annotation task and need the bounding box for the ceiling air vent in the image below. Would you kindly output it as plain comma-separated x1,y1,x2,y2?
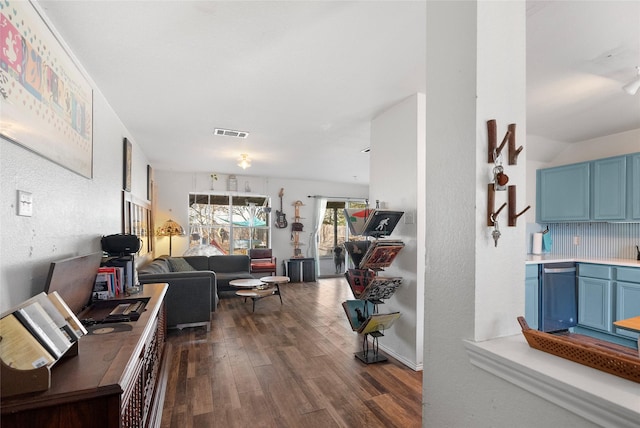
214,128,249,138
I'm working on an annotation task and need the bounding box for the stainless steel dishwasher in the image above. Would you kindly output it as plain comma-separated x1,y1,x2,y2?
539,262,577,332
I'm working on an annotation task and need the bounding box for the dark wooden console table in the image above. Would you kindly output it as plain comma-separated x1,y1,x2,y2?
1,283,169,428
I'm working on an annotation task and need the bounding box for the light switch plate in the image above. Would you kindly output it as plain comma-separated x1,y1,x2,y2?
17,190,33,217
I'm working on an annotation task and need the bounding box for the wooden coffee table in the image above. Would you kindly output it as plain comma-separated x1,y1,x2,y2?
260,276,289,298
229,278,264,289
230,278,282,312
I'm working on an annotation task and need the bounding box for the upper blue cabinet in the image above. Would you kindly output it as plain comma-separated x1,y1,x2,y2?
632,153,640,221
537,162,590,222
536,152,640,223
592,156,627,221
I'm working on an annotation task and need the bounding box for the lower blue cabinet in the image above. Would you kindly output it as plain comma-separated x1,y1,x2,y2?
615,281,640,340
578,276,613,332
524,264,539,330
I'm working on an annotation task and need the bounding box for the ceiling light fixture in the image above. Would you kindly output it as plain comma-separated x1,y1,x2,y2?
237,154,251,169
622,66,640,95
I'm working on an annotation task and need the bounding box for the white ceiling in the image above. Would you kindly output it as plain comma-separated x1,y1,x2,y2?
36,1,640,184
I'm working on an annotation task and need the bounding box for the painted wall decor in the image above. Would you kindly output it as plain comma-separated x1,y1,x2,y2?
0,0,93,178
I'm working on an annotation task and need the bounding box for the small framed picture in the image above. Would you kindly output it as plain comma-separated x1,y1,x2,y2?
123,138,132,192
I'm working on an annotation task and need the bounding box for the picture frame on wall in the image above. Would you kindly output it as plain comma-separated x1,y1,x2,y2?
147,164,153,201
0,0,94,178
123,138,132,192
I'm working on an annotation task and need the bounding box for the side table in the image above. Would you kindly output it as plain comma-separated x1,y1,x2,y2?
284,258,316,282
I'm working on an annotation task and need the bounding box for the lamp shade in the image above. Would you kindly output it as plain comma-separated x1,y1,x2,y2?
156,219,185,256
156,219,185,237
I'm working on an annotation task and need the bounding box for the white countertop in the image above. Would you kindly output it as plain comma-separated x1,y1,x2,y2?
466,334,640,427
526,254,640,268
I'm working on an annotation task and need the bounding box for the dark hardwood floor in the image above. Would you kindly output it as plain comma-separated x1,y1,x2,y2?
160,278,423,428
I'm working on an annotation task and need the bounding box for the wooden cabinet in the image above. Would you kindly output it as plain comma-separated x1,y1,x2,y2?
1,283,169,428
524,264,539,330
536,162,590,222
591,156,627,221
536,152,639,223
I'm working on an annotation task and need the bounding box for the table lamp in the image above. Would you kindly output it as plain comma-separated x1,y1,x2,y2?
156,219,185,256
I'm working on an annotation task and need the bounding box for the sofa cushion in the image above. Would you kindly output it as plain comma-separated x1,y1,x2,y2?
208,255,251,273
137,257,171,275
167,257,195,272
182,256,210,271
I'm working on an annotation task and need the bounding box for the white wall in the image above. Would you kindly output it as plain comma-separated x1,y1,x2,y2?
0,42,150,313
423,2,594,426
152,170,368,268
369,93,424,370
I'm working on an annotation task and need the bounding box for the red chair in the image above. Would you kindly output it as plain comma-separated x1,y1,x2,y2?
249,248,277,276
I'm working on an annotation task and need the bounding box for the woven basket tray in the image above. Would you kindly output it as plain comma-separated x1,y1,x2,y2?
517,317,640,383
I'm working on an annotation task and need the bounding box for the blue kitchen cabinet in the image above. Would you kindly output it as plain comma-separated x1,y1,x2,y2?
536,162,590,222
577,264,613,333
591,156,627,221
631,153,640,220
536,152,640,222
614,267,640,340
524,264,539,330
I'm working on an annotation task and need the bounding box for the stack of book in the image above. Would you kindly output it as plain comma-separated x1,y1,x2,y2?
93,266,125,300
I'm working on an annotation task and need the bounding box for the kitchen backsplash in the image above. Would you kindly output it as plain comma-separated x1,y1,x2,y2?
527,222,640,259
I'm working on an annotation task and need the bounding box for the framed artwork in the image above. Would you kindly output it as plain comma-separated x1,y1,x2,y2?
0,0,93,178
123,138,132,192
146,164,153,201
122,192,152,255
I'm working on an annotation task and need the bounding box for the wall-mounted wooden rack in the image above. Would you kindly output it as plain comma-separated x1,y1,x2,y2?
487,184,507,226
487,120,523,165
508,185,531,226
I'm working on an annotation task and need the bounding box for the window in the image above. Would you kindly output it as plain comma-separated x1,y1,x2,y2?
188,193,270,254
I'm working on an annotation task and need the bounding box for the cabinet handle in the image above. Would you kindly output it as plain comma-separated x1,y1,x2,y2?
543,267,576,274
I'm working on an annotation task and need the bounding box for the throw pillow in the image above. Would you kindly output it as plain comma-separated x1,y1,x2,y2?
168,257,195,272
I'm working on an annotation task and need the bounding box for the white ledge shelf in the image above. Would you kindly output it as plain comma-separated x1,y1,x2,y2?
465,334,639,428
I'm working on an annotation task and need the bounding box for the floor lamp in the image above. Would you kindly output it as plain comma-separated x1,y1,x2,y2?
156,219,185,256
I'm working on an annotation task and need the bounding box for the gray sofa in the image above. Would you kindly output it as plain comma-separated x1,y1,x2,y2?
137,255,253,330
184,255,254,292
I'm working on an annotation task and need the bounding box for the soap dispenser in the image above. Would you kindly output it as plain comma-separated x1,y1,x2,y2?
636,245,640,261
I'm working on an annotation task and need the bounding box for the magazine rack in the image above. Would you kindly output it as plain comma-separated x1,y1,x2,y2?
354,300,391,364
342,208,405,364
0,292,83,398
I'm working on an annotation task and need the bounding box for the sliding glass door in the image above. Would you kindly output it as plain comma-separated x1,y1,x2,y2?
314,199,367,278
